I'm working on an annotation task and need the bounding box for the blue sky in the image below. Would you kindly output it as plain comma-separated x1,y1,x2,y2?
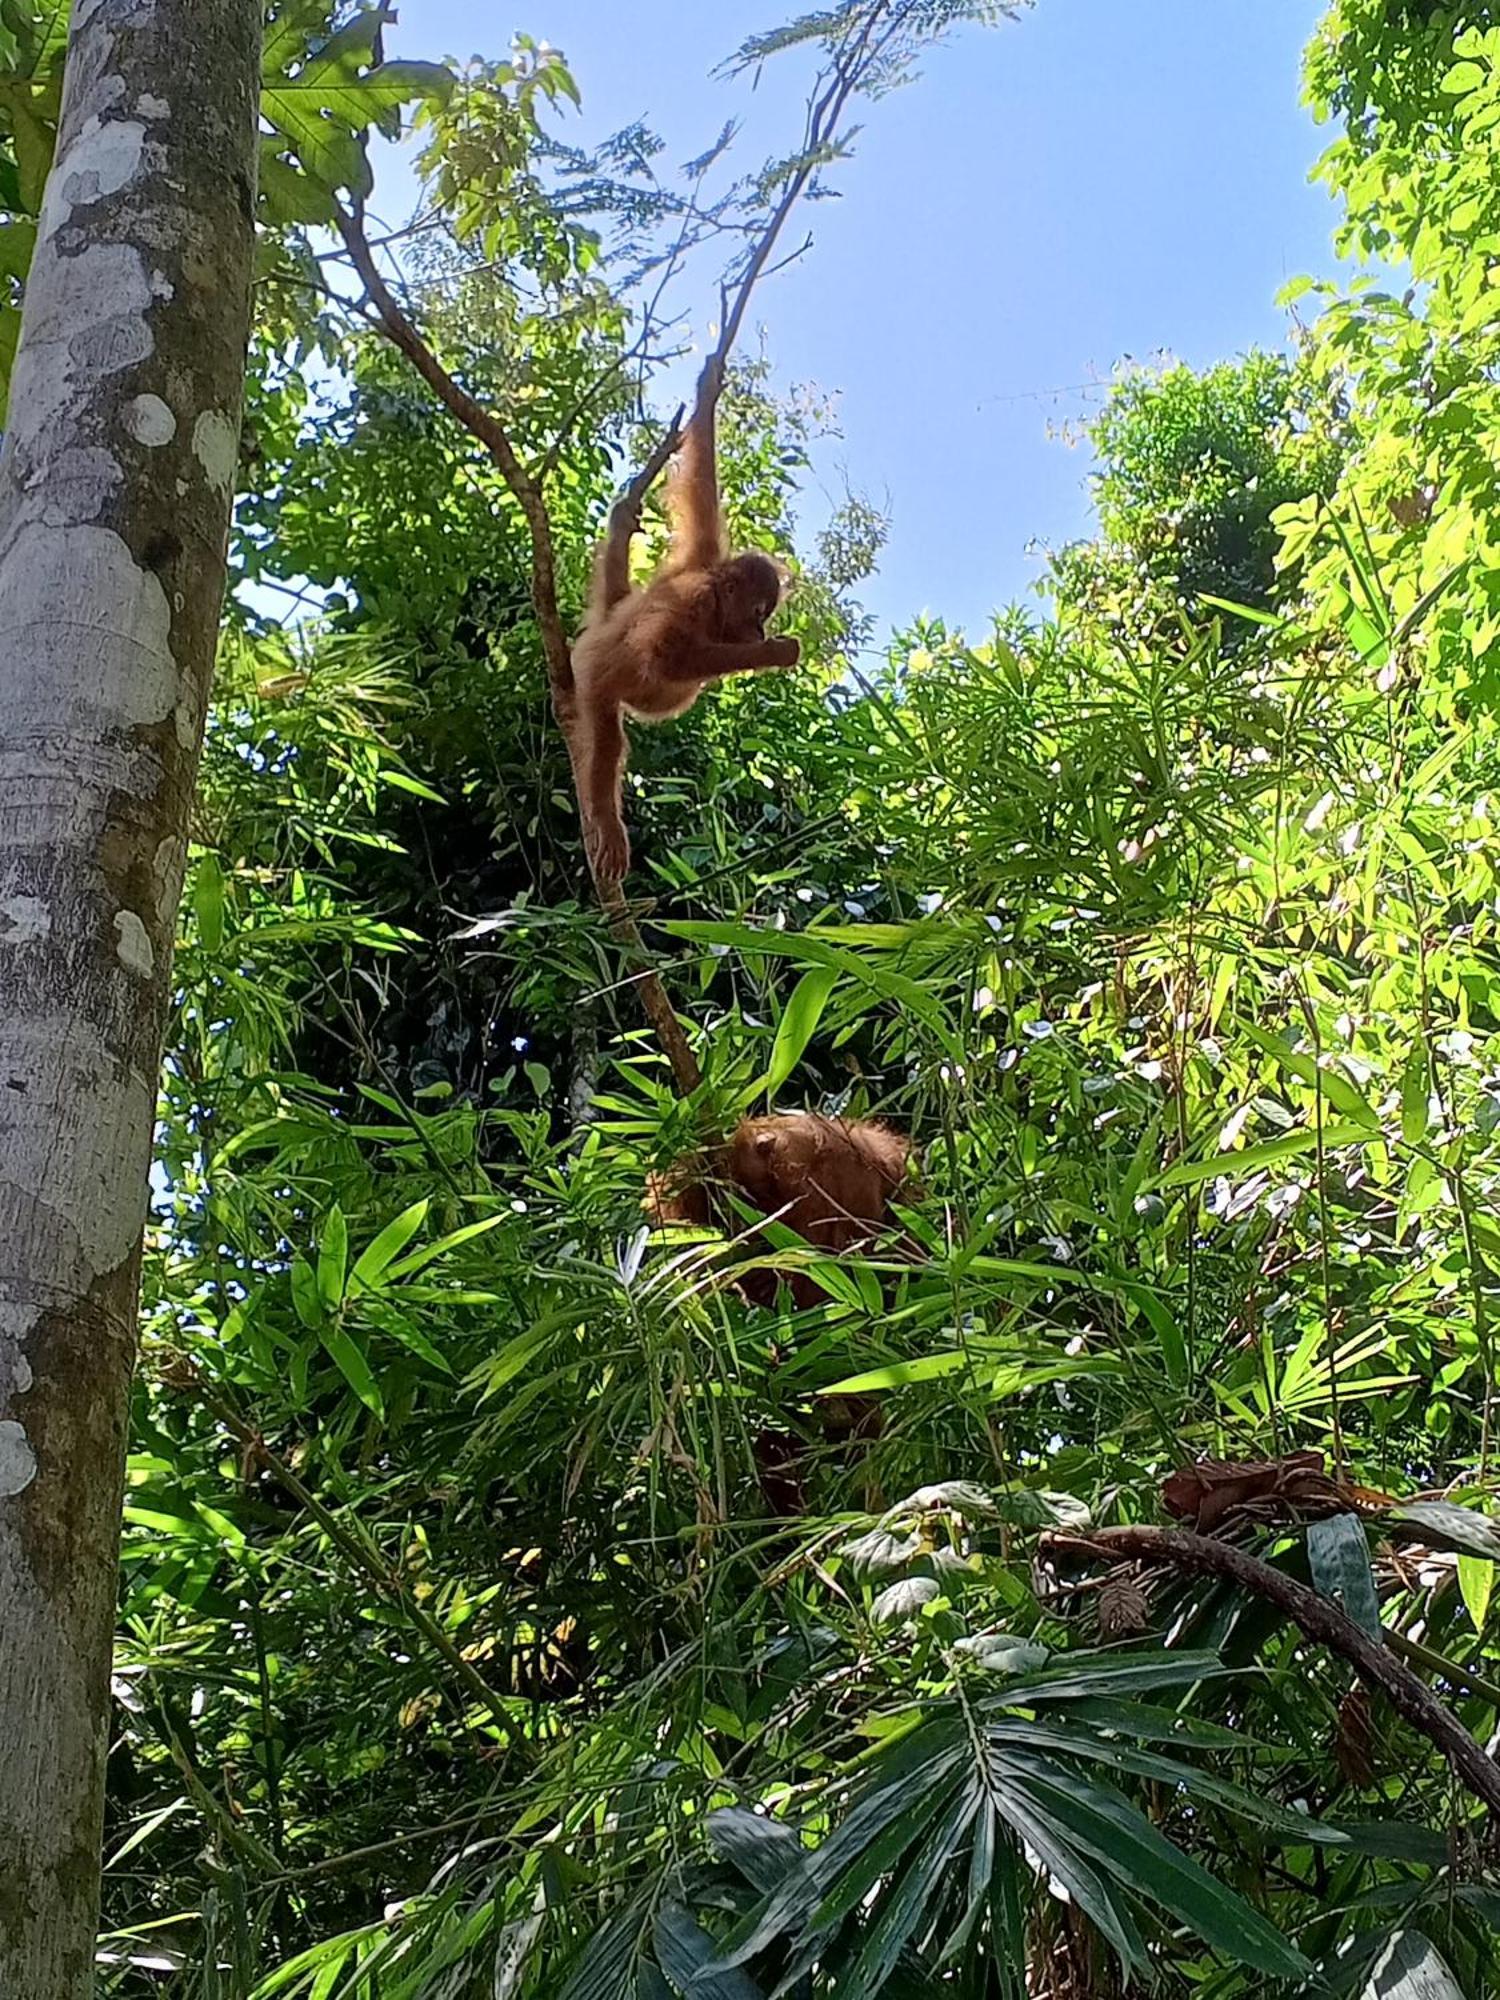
381,1,1335,639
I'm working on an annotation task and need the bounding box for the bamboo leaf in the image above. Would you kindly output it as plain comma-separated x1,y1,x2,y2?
763,965,840,1097
1159,1122,1375,1189
1307,1513,1383,1641
349,1200,431,1294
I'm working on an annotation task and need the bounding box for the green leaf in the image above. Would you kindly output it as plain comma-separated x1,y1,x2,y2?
764,964,840,1099
0,215,34,280
379,768,446,803
998,1651,1234,1706
1159,1122,1375,1189
1120,1280,1188,1385
661,919,962,1055
1401,1046,1431,1146
1442,59,1489,97
1238,1024,1380,1128
361,1300,453,1377
706,1808,805,1893
1389,1500,1500,1560
12,1,68,82
999,1757,1308,1978
1458,1552,1494,1632
1307,1513,1383,1641
383,1213,508,1282
826,1351,970,1393
843,1793,977,1993
653,1904,762,2000
319,1323,383,1417
349,1200,430,1295
524,1062,551,1099
192,852,226,956
317,1206,349,1312
8,89,53,210
261,0,454,203
257,144,337,225
290,1255,323,1330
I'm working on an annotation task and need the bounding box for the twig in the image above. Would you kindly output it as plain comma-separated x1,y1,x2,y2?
192,1374,525,1757
1042,1525,1500,1816
598,880,703,1093
330,197,572,704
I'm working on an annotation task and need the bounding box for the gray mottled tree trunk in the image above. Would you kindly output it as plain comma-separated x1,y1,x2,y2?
0,2,259,1992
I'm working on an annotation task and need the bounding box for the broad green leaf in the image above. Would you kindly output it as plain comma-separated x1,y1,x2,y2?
1120,1280,1188,1384
1238,1024,1380,1127
871,1576,940,1625
661,919,961,1055
360,1301,453,1376
8,88,52,208
290,1255,322,1330
990,1354,1125,1400
826,1350,970,1392
764,964,840,1098
1159,1122,1375,1189
0,215,34,279
995,1651,1233,1706
654,1904,763,2000
706,1808,804,1893
383,1213,508,1282
261,2,453,203
843,1793,977,1993
316,1206,348,1312
1401,1046,1431,1146
472,1319,564,1401
1307,1514,1383,1642
1458,1552,1494,1632
1388,1500,1500,1560
984,1774,1148,1975
992,1717,1352,1844
192,852,226,955
1361,1930,1468,1999
319,1324,383,1417
349,1199,430,1294
713,1746,968,1972
1442,59,1489,97
999,1757,1308,1978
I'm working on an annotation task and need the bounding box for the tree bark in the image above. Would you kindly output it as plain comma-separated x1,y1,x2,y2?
0,4,259,1993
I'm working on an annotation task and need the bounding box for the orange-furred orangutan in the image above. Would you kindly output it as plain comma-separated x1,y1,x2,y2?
649,1112,913,1516
647,1113,913,1309
570,356,801,882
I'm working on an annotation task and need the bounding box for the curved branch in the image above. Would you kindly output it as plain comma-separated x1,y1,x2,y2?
331,199,574,704
331,199,702,1097
1043,1525,1500,1816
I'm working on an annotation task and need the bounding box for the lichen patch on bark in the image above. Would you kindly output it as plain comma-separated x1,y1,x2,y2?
0,523,177,746
123,393,175,446
191,408,237,494
0,897,50,944
0,1420,37,1498
39,116,147,248
111,910,153,977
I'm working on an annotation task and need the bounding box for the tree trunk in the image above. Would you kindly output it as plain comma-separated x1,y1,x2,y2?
0,3,259,1993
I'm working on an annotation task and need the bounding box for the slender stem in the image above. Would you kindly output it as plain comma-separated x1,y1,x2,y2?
197,1379,524,1755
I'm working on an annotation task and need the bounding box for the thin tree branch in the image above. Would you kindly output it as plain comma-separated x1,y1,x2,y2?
330,197,573,705
189,1371,527,1757
331,197,703,1093
1043,1525,1500,1816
